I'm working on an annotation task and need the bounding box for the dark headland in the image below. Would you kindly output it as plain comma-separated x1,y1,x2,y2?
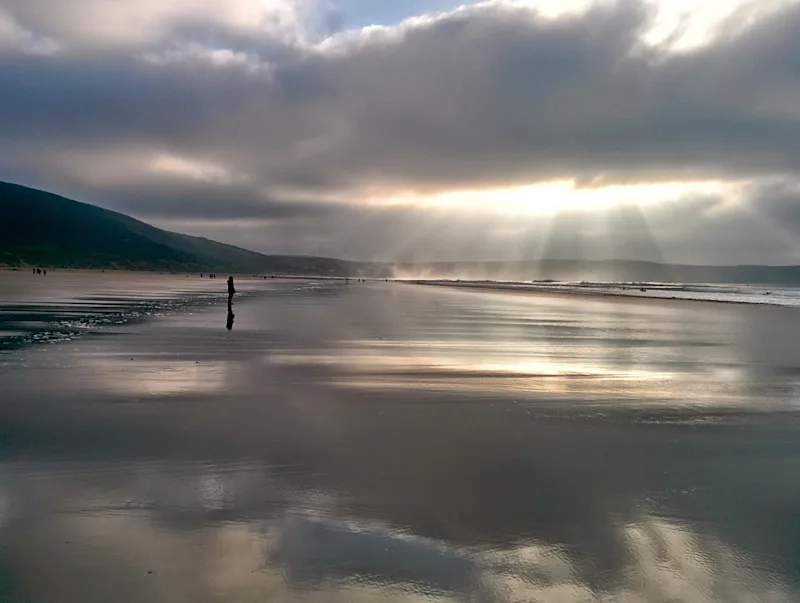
0,181,388,277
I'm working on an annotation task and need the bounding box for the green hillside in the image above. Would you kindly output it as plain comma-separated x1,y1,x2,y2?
0,182,384,276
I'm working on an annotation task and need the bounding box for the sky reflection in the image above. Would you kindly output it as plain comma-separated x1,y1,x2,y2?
0,459,795,602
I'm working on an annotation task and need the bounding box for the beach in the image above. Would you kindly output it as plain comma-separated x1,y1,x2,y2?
2,270,800,602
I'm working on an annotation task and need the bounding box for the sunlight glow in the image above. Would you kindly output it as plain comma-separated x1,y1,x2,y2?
641,0,795,51
489,0,800,53
372,179,737,216
91,358,229,397
148,153,245,185
24,0,313,48
499,0,793,52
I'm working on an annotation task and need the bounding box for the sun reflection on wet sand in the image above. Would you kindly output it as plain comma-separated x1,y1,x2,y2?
85,357,231,397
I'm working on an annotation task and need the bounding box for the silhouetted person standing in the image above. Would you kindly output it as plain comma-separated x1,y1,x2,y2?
227,276,236,308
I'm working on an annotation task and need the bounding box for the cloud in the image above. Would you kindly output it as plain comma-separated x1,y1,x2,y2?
0,8,57,54
1,0,316,49
1,0,799,261
99,180,340,222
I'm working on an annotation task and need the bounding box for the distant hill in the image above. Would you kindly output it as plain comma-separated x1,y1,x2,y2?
0,182,388,277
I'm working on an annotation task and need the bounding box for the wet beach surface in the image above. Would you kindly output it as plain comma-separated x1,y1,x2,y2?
2,271,800,602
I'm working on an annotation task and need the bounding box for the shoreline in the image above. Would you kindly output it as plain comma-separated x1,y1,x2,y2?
405,279,800,309
0,266,377,282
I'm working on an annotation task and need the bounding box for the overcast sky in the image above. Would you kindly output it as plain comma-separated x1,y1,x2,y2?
1,0,800,264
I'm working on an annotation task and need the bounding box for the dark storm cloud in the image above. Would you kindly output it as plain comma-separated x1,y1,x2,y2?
93,180,338,221
745,180,800,234
1,0,800,260
2,1,800,192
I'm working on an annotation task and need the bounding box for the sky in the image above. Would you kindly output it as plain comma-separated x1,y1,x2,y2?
1,0,800,264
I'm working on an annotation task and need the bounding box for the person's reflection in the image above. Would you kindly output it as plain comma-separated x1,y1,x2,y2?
226,306,235,330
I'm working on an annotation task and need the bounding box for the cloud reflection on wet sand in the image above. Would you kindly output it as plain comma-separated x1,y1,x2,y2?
0,460,793,602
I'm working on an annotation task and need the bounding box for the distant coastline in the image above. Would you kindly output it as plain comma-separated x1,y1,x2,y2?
0,266,376,283
409,279,800,309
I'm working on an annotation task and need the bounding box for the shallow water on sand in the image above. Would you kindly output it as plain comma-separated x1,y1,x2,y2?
0,270,265,351
2,272,800,602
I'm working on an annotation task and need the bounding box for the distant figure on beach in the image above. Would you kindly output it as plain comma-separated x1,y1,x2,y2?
226,306,235,330
32,268,36,274
36,268,41,275
43,269,47,275
227,276,236,307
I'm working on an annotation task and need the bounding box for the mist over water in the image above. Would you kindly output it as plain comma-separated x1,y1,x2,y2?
2,271,800,602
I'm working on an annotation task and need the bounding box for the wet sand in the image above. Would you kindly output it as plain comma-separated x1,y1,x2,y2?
2,273,800,602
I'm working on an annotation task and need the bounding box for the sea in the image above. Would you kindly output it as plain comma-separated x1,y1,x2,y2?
421,278,800,307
